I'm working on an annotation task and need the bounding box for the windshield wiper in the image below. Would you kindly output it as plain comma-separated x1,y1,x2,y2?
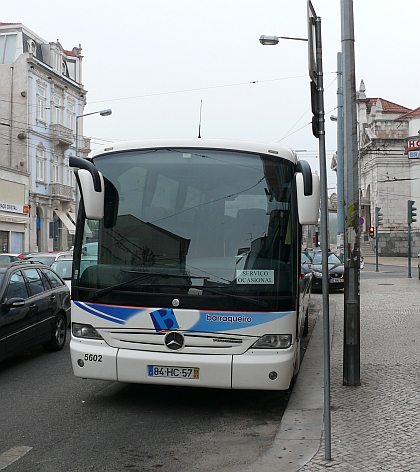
185,284,269,308
87,271,208,301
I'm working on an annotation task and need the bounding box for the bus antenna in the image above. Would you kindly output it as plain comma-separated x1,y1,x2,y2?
198,99,203,138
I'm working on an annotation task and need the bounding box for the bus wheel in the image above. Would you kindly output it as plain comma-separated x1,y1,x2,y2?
293,340,300,379
43,314,67,352
303,307,309,337
290,340,301,386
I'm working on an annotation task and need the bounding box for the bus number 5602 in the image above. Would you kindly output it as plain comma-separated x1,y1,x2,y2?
84,354,102,362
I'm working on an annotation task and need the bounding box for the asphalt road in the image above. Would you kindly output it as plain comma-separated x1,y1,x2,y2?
0,315,325,472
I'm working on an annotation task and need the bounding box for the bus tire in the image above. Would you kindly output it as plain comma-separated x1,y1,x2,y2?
43,313,67,352
303,307,309,337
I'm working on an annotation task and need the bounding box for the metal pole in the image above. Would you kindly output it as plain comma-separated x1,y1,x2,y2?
336,52,345,260
75,116,80,218
341,0,360,387
313,13,331,461
375,227,379,272
408,223,412,278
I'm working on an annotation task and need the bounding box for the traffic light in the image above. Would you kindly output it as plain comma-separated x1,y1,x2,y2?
375,207,383,226
408,200,417,224
369,226,375,237
310,80,320,138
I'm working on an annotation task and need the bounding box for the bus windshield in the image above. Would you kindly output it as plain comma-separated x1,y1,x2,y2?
73,148,298,311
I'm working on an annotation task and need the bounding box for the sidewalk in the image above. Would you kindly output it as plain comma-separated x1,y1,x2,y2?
244,258,419,471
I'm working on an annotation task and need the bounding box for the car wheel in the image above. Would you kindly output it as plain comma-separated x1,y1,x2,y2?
43,313,67,352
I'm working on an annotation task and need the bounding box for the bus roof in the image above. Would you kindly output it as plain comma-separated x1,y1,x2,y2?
90,138,298,164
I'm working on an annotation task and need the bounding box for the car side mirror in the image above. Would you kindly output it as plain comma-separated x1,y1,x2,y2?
6,297,25,308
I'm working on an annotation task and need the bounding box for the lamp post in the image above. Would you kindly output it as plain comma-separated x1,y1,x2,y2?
75,108,112,159
260,1,331,460
330,52,344,260
74,109,112,217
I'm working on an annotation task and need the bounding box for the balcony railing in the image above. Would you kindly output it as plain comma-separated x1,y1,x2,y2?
50,183,73,200
78,137,91,157
50,124,74,148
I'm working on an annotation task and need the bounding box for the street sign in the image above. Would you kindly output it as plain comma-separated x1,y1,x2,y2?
408,151,420,159
359,217,364,225
307,1,317,83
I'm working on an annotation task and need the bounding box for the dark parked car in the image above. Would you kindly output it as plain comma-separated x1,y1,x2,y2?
302,250,344,291
0,261,71,363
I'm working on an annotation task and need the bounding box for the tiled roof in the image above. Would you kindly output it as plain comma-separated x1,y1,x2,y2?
366,98,412,114
396,106,420,120
0,22,22,26
63,49,77,57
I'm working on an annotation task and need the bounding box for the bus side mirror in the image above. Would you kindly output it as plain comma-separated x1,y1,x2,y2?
70,156,105,220
296,172,320,225
75,169,105,220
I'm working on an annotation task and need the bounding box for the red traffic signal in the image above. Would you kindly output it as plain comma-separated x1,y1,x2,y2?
369,226,375,237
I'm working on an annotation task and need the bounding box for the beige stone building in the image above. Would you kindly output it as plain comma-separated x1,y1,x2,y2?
357,80,420,256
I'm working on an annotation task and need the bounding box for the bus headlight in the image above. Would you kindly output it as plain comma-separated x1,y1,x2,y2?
72,323,104,340
252,334,292,349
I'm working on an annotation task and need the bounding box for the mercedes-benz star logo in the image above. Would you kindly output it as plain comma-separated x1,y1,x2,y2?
165,331,185,351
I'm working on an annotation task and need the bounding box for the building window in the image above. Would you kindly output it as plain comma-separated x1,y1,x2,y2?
67,100,75,131
36,146,46,182
0,34,17,64
67,162,74,188
52,155,60,183
53,94,62,124
54,49,61,73
36,84,47,122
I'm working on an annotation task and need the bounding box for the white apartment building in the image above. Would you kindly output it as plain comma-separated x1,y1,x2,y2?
0,22,90,253
357,80,420,256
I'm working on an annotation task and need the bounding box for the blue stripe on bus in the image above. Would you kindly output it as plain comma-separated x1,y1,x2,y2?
188,311,291,332
74,301,140,324
74,302,291,332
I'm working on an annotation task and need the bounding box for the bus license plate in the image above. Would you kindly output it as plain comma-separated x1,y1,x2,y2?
148,365,199,379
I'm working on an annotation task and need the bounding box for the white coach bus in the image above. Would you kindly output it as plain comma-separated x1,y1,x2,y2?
69,139,319,390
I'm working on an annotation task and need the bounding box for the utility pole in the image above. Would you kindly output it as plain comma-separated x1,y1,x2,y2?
341,0,360,387
336,52,344,260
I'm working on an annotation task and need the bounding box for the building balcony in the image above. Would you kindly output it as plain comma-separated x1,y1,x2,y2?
50,183,73,200
78,137,91,157
50,124,74,148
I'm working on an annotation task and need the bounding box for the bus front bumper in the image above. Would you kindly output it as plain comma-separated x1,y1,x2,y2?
70,339,296,390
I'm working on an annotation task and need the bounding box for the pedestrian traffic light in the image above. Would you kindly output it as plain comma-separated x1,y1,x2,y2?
408,200,417,224
369,226,375,237
375,207,383,226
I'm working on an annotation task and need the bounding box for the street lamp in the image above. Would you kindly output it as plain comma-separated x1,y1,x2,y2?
75,108,112,159
259,35,308,45
74,108,112,217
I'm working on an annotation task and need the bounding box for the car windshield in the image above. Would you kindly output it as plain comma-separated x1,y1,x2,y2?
301,252,312,264
312,252,342,265
51,260,73,279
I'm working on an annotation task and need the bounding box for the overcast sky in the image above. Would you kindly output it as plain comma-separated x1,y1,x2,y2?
3,0,419,191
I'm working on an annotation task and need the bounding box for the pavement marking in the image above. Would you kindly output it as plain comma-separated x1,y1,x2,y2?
0,446,32,470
